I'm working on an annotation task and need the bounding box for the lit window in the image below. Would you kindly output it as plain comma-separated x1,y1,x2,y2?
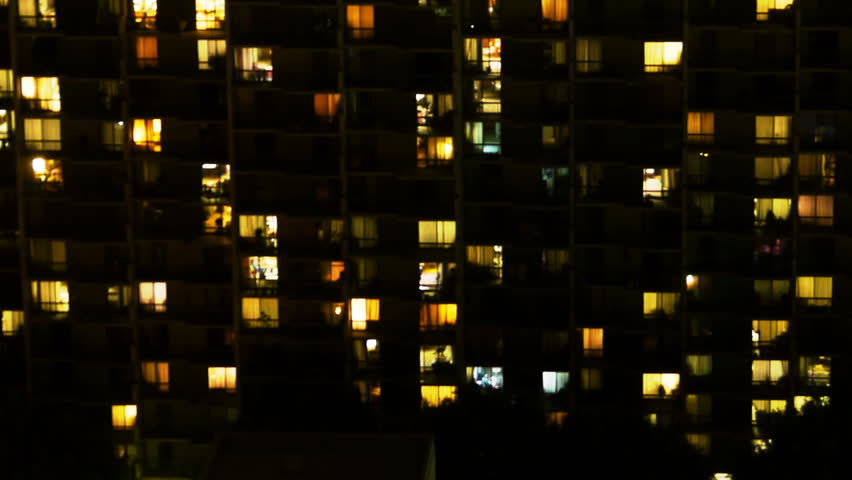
244,256,279,285
141,362,169,392
0,109,11,149
643,292,678,316
575,38,602,73
24,118,61,151
201,163,230,200
752,399,786,424
542,249,570,274
198,39,226,70
355,380,381,404
541,0,568,23
111,405,137,430
314,94,341,122
542,125,568,146
349,298,379,330
753,198,791,225
20,77,60,112
465,121,501,154
108,285,131,311
419,303,457,331
753,280,789,306
642,168,677,203
136,36,159,69
580,368,602,391
686,394,712,422
208,366,237,392
464,38,502,74
799,356,830,386
752,438,771,453
755,116,791,145
752,320,789,346
686,433,710,455
239,215,278,247
686,355,712,376
417,136,454,167
416,93,453,134
418,220,455,248
0,70,12,98
354,338,380,368
351,216,378,248
754,157,791,184
420,345,454,372
473,79,501,114
687,112,714,143
203,205,232,234
323,261,345,283
756,0,794,21
133,0,157,29
31,281,69,312
18,0,56,28
546,411,569,426
235,47,273,82
644,42,682,72
347,5,375,40
319,219,344,243
323,302,345,325
242,297,279,328
794,395,830,413
29,239,66,270
798,195,833,227
799,154,835,187
29,157,62,191
581,328,603,358
102,122,125,152
546,41,567,66
132,119,161,152
685,274,698,291
196,0,225,30
752,360,788,384
421,385,456,407
467,245,503,284
467,366,503,389
1,311,23,336
642,373,680,397
419,262,454,297
796,276,832,307
542,371,569,394
138,281,167,312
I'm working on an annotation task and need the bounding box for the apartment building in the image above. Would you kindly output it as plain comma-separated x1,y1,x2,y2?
0,0,849,478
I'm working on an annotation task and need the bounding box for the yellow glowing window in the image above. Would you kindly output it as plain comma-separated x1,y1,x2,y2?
0,109,10,148
541,0,568,23
464,38,502,74
314,93,341,120
687,112,714,143
350,298,379,330
420,345,454,371
416,136,454,167
642,168,677,200
21,77,60,112
418,220,455,248
575,38,602,73
752,320,788,345
19,0,56,28
753,198,791,225
30,157,62,188
239,215,278,240
31,281,69,312
133,0,157,29
139,281,167,312
644,42,682,72
752,360,787,383
136,36,159,69
543,371,569,393
796,276,832,307
799,356,830,386
347,5,375,40
467,245,503,283
24,118,61,151
473,79,501,114
686,355,712,376
756,0,794,21
208,366,237,391
752,399,786,424
112,405,137,430
198,39,226,70
794,395,829,413
643,292,678,316
132,119,161,152
642,373,680,397
241,297,279,328
196,0,225,30
580,368,602,391
754,157,791,184
755,116,791,145
581,328,603,357
1,310,23,336
798,195,833,227
421,385,456,407
324,261,345,282
235,48,273,82
204,205,231,234
351,216,378,247
141,362,169,392
686,434,710,455
419,304,457,331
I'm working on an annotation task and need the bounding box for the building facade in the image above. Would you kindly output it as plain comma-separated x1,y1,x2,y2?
0,0,850,478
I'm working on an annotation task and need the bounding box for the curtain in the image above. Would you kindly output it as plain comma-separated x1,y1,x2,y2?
235,48,257,71
350,298,379,324
351,216,377,245
541,0,568,22
346,5,374,39
687,112,714,138
576,38,602,69
139,282,166,310
111,405,137,430
196,0,225,30
136,37,158,65
427,137,453,161
482,38,501,73
773,116,790,143
313,93,340,118
644,43,664,72
582,328,603,351
754,157,790,180
466,122,483,146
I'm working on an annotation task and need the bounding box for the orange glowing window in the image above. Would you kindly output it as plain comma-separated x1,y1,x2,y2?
141,362,169,392
346,5,375,40
208,366,237,391
111,405,137,430
314,94,341,120
581,328,603,357
138,281,167,312
541,0,568,23
687,112,714,143
325,261,345,282
349,298,379,330
132,119,162,152
136,36,159,69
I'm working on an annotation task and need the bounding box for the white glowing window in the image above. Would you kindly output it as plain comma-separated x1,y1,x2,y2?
196,0,225,30
642,168,677,200
642,373,680,397
244,256,278,282
467,366,503,389
420,345,454,371
644,42,682,72
542,371,569,394
349,298,380,330
20,77,60,112
133,0,157,29
208,366,237,391
138,281,167,312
